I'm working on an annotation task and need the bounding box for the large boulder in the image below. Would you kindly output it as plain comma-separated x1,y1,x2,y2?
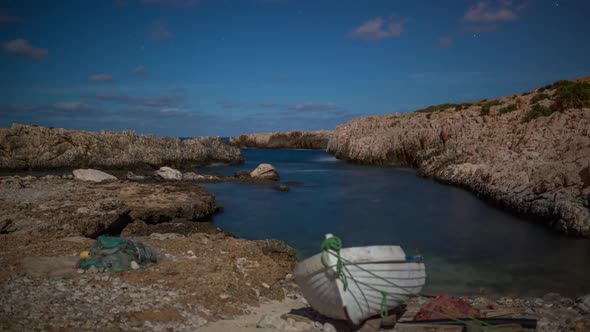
73,169,117,183
577,294,590,314
250,163,279,181
155,166,182,181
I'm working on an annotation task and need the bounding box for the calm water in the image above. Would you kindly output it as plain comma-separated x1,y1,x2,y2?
201,148,590,297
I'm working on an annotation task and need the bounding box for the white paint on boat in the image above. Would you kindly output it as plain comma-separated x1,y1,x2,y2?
294,239,426,325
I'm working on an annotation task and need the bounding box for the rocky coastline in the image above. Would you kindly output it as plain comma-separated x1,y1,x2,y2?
0,171,299,331
1,80,590,330
230,130,332,150
1,172,588,331
228,82,590,237
0,124,243,170
325,80,590,237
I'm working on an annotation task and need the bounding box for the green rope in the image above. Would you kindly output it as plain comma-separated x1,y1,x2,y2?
321,236,348,290
380,291,388,319
320,236,499,331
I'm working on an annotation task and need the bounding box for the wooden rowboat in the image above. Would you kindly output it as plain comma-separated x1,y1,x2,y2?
294,235,426,325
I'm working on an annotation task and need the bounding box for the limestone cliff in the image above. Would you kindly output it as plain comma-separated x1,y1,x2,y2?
327,79,590,237
0,124,243,169
230,130,332,150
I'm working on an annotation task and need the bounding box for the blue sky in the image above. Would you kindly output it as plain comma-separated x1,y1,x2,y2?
1,0,589,136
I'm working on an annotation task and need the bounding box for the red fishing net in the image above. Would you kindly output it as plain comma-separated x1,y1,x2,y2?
415,295,482,320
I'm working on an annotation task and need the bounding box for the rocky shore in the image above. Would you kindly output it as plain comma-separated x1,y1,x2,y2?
0,175,220,238
1,169,589,331
0,124,243,170
0,172,298,331
230,130,332,150
327,79,590,237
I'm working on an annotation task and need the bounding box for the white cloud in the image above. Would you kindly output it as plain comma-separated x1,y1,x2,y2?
352,17,403,41
2,39,47,60
150,21,173,40
439,36,453,48
160,108,187,114
131,65,146,76
88,74,113,82
287,102,339,111
464,1,517,22
51,102,90,111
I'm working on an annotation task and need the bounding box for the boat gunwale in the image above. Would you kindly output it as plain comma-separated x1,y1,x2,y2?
343,259,425,265
299,245,425,265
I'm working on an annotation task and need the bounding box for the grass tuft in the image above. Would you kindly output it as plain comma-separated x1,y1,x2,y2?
480,100,502,116
523,104,553,122
498,104,518,114
552,81,590,110
530,93,550,104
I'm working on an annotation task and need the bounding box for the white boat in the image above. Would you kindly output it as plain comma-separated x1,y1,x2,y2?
294,235,426,325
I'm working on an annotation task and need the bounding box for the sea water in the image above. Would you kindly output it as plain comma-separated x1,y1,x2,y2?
202,148,590,297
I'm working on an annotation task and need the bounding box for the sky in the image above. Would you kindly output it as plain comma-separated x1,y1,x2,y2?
1,0,589,137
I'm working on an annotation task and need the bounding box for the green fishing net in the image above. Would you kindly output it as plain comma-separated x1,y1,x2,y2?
78,236,161,272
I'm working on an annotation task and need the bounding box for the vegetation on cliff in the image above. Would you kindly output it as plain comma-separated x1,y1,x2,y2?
230,130,332,150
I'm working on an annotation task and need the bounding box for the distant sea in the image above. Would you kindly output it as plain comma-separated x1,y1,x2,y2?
199,148,590,297
179,137,231,143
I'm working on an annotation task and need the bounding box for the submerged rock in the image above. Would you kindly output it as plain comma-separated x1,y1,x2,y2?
275,184,290,192
250,163,279,181
155,166,182,181
73,169,118,183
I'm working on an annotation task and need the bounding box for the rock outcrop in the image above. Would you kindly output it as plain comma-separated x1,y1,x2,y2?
0,124,243,170
327,80,590,237
73,169,118,183
154,166,182,181
0,175,219,238
230,130,332,150
250,163,280,181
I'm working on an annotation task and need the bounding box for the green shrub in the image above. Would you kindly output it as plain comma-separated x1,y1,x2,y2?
498,103,518,114
480,100,502,116
530,93,550,104
550,80,571,89
523,104,553,122
553,81,590,110
453,103,473,111
415,103,458,113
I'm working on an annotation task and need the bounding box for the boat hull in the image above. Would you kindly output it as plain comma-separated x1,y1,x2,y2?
294,245,426,325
